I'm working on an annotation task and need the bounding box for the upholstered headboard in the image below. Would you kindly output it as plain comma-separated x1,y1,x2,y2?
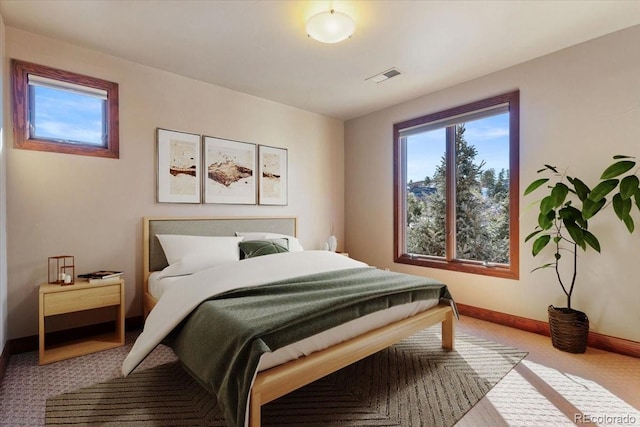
144,216,297,274
141,216,297,317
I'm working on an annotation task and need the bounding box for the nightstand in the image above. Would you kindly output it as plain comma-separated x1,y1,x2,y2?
38,279,125,365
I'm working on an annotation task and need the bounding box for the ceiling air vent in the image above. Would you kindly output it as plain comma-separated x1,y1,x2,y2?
366,68,401,83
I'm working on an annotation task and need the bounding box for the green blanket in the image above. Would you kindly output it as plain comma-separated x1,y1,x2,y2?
168,267,453,427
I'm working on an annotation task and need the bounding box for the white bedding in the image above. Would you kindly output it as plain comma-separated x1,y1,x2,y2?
130,251,438,376
123,251,370,375
127,251,443,427
145,251,438,372
147,266,438,372
148,271,180,300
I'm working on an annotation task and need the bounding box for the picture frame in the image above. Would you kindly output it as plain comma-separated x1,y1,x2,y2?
203,136,257,204
258,145,288,205
157,128,201,203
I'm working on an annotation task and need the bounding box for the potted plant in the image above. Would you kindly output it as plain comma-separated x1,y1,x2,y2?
524,155,640,353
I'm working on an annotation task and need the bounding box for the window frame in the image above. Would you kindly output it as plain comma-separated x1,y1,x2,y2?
393,91,520,279
11,59,119,158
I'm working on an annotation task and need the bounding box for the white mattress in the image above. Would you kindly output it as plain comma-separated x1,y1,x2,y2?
148,269,438,372
256,298,437,371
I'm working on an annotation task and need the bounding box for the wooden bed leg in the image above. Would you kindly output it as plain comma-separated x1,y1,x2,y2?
442,309,455,350
249,392,261,427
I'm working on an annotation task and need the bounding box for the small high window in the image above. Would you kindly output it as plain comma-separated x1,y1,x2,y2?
394,91,520,279
11,60,119,158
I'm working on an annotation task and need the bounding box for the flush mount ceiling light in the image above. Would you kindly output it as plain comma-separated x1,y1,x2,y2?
306,9,355,44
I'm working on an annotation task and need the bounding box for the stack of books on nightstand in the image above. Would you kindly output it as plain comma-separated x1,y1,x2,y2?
77,270,123,284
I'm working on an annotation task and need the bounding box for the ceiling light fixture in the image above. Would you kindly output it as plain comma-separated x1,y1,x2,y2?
306,9,355,44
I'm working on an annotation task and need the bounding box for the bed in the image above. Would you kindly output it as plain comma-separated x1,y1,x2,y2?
124,216,457,427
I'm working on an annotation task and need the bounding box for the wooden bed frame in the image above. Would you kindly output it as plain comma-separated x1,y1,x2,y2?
142,216,456,427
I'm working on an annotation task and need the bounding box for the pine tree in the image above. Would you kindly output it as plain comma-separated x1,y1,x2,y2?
406,124,510,264
450,125,492,261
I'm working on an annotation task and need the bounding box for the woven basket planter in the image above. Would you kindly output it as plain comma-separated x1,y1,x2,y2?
548,305,589,353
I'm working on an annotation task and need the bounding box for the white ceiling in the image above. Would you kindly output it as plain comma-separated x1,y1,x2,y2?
2,1,639,120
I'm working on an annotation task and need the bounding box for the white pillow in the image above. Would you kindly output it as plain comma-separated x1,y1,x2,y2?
157,253,226,279
235,232,304,252
156,234,244,266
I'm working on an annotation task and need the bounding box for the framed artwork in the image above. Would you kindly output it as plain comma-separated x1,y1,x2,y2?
203,136,257,204
258,145,288,205
157,128,201,203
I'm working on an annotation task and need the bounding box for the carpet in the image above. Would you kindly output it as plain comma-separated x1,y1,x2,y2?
45,327,527,426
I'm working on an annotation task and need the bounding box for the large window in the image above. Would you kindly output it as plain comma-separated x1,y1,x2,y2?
394,91,519,279
11,60,119,158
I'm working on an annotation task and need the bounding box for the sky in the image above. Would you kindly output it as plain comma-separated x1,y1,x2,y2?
406,112,510,183
32,86,105,146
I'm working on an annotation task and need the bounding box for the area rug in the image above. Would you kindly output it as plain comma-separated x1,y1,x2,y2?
45,327,527,426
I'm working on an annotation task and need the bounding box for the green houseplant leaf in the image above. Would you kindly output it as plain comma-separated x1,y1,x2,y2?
524,178,549,195
531,262,555,273
620,175,639,200
540,196,555,215
563,219,585,250
559,205,586,228
551,183,569,207
612,193,632,220
588,179,619,202
532,234,551,256
537,210,555,230
582,230,600,253
582,198,606,220
600,160,635,179
569,177,590,201
525,229,543,242
539,164,559,173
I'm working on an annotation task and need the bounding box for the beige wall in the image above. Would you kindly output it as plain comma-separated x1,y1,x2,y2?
4,27,345,339
345,25,640,341
0,14,7,349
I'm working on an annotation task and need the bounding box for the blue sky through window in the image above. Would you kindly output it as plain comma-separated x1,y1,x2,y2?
406,113,509,182
31,86,105,146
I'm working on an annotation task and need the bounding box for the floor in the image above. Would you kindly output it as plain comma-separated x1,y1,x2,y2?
0,316,638,426
457,317,640,426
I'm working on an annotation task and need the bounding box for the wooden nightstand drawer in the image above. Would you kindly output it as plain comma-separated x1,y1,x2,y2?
43,284,121,316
